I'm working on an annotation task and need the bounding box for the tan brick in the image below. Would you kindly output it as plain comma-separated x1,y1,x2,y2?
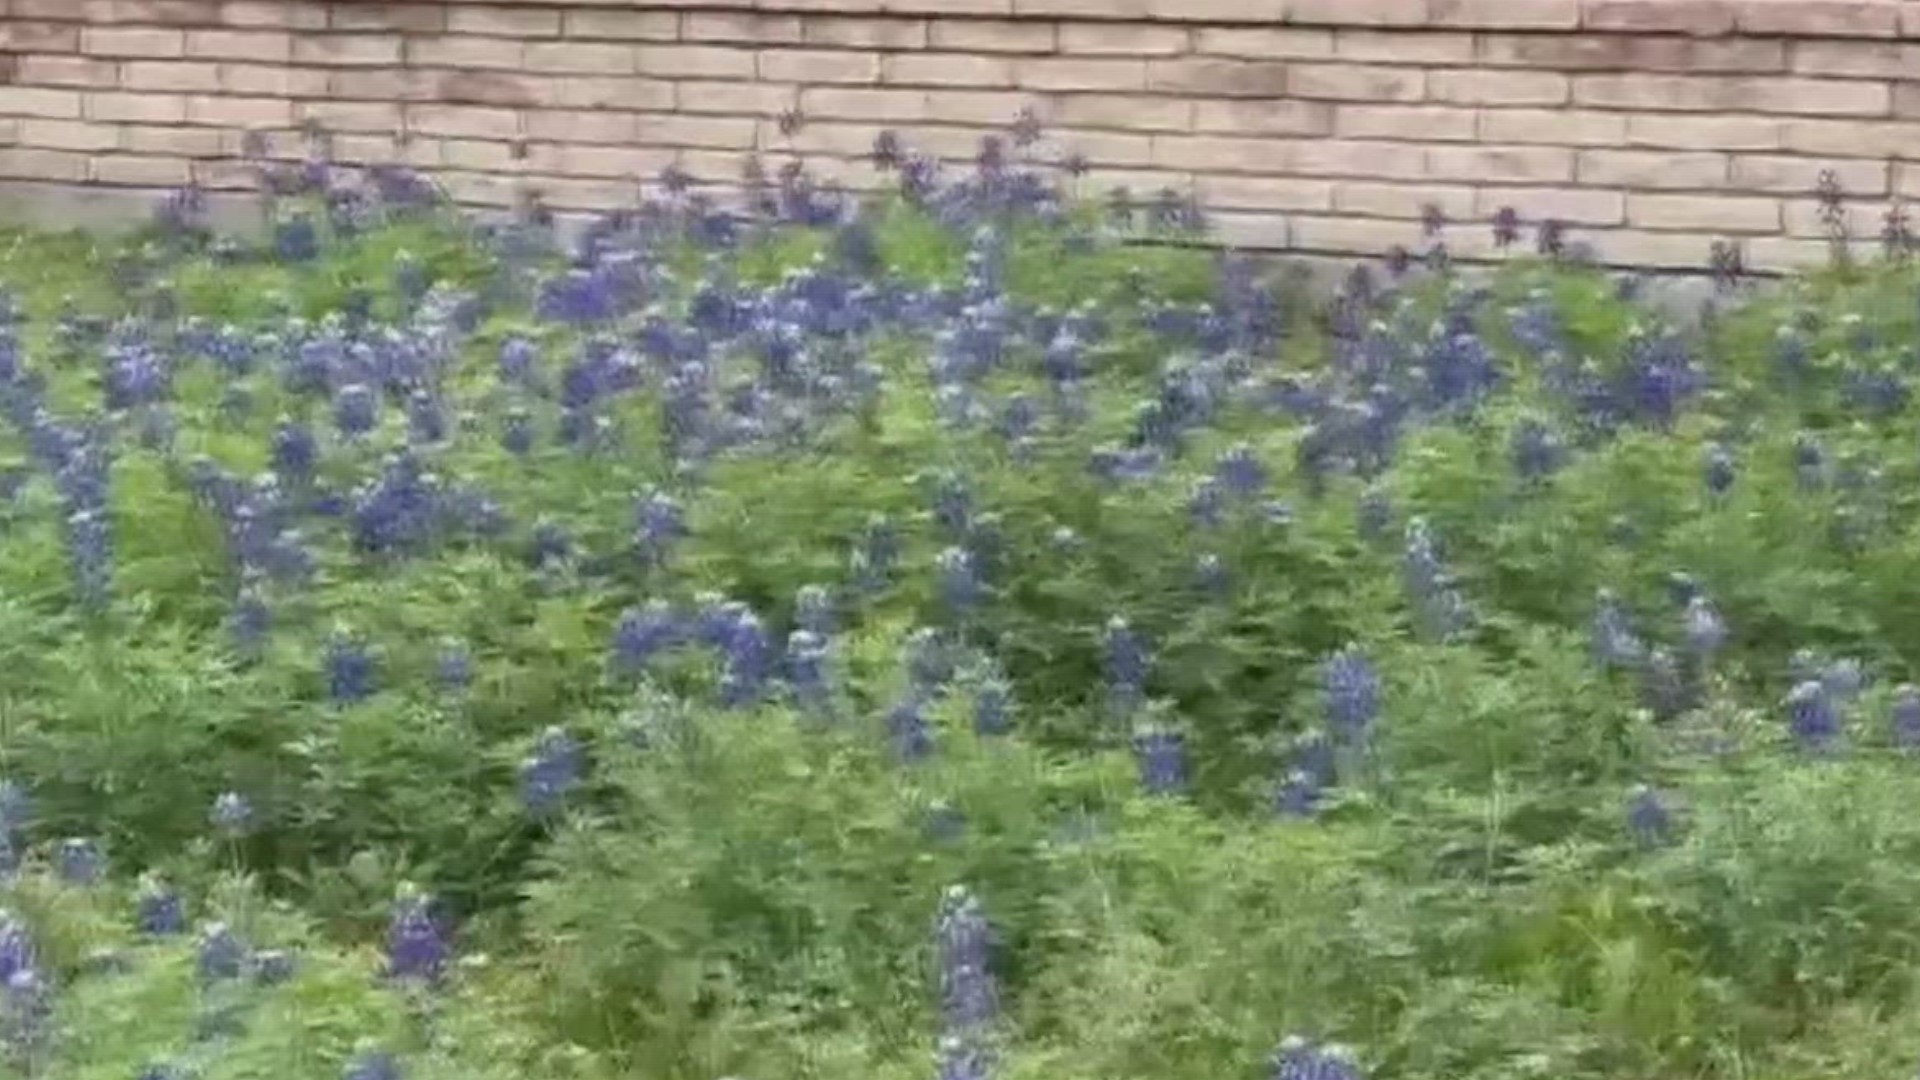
1578,149,1728,188
83,27,184,58
1007,0,1152,16
925,19,1054,53
679,80,797,116
16,57,118,88
193,157,261,191
1335,104,1476,141
0,22,81,52
20,118,118,151
1192,98,1334,136
1627,114,1784,151
804,15,927,49
1480,33,1785,73
1590,229,1722,269
1288,0,1427,26
884,53,1016,87
340,68,437,101
1792,42,1920,79
1429,70,1568,105
534,174,665,210
1428,145,1575,183
526,41,634,75
292,34,401,66
185,29,291,61
1055,129,1154,167
298,100,401,134
1742,236,1831,271
1059,23,1189,55
524,109,637,144
86,1,215,25
221,1,326,29
447,6,561,37
1429,0,1581,28
11,0,86,15
1730,155,1888,196
636,45,757,80
557,76,675,111
1297,138,1429,179
123,123,222,156
121,60,221,92
330,3,445,33
1783,197,1892,238
1192,27,1334,59
1584,0,1736,34
1290,215,1434,255
1150,134,1294,174
187,95,292,127
1147,58,1289,97
1897,83,1920,119
410,36,524,69
562,9,679,40
1473,186,1625,225
0,87,85,119
1288,64,1424,102
1337,29,1474,64
86,91,187,124
1782,119,1920,159
1477,107,1626,145
407,104,523,139
760,49,883,84
1335,181,1476,220
639,112,762,149
1196,174,1336,211
1056,94,1193,132
924,89,1034,125
0,148,88,181
434,170,519,207
1740,1,1900,37
1207,211,1292,249
437,138,521,171
799,86,929,122
684,12,802,43
1629,193,1779,233
1575,75,1889,116
90,154,191,185
1017,58,1148,92
1898,162,1920,198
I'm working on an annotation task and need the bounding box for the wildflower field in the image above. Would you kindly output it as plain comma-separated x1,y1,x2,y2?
3,120,1920,1080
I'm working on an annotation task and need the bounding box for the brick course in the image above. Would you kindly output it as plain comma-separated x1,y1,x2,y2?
2,0,1918,268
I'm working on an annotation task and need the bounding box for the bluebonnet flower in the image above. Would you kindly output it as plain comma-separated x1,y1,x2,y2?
1823,658,1867,703
250,949,296,986
937,1036,994,1080
1794,433,1827,492
342,1049,403,1080
520,726,584,817
1684,596,1728,662
1104,617,1148,718
210,791,253,836
718,611,772,707
499,406,535,456
1270,1037,1365,1080
1641,647,1691,721
332,383,377,437
1214,443,1268,498
906,627,954,694
1892,684,1920,749
795,584,834,636
325,634,376,704
1788,680,1842,751
1626,784,1674,847
1132,726,1188,796
1275,770,1322,818
0,913,34,983
3,967,51,1062
1403,518,1471,639
0,782,31,840
406,390,445,444
935,885,997,1031
786,630,833,716
1187,476,1226,529
527,519,572,570
137,875,186,936
1510,418,1565,482
58,837,102,885
65,505,113,610
633,488,685,567
1323,648,1381,745
931,471,973,537
1591,589,1644,670
269,421,317,484
437,641,473,691
937,546,982,617
1194,552,1230,596
973,676,1011,737
197,921,248,982
1703,443,1736,497
272,214,319,262
1356,486,1393,542
888,697,934,761
498,337,537,385
386,887,448,985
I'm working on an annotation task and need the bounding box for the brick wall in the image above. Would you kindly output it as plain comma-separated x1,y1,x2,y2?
3,0,1919,270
